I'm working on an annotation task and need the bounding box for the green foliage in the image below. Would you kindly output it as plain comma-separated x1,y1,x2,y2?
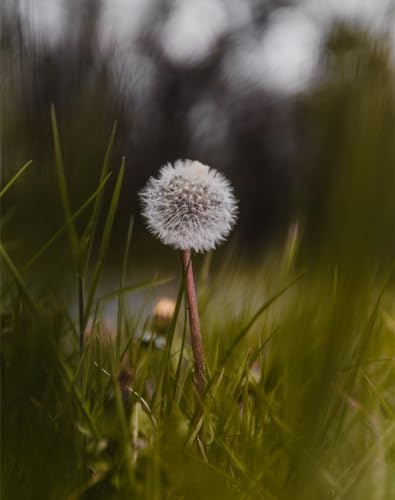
1,27,395,500
1,160,394,499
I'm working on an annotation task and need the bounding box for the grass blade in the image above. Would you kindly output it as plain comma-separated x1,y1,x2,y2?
0,243,36,309
0,160,33,198
98,276,174,303
116,215,134,361
221,271,306,367
51,105,80,265
81,121,117,272
22,172,111,271
83,158,125,331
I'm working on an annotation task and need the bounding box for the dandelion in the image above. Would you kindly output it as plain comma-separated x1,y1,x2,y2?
139,159,237,253
140,159,237,397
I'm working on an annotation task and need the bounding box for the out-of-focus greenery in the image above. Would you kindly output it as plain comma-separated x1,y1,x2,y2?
1,25,395,500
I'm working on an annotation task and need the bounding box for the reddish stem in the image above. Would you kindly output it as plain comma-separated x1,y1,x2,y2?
182,249,206,398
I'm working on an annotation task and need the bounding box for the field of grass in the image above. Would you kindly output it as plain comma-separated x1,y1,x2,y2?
1,107,394,500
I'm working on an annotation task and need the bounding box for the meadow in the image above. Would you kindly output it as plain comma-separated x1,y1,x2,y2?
2,18,395,498
1,105,394,500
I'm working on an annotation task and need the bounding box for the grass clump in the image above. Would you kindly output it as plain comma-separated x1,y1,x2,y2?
1,103,394,499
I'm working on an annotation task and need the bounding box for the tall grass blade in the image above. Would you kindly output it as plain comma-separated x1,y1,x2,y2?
0,160,33,198
81,121,117,272
83,159,125,330
116,215,134,361
50,105,80,265
221,271,306,367
22,172,111,271
0,243,36,309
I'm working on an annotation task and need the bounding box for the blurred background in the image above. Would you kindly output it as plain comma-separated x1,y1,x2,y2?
1,0,394,268
1,3,395,499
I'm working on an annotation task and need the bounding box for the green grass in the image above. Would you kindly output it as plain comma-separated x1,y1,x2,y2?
2,27,395,500
2,36,395,496
1,140,394,500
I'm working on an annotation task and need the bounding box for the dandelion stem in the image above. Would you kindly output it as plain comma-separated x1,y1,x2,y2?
182,249,206,399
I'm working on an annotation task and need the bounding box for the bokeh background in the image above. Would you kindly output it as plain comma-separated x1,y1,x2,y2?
2,0,394,268
1,3,395,499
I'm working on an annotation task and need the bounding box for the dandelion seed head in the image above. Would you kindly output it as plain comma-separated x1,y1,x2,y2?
139,159,238,252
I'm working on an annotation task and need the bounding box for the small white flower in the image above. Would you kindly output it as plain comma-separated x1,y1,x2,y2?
139,159,238,252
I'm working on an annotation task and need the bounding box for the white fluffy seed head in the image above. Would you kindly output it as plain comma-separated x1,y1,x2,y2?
139,159,238,253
